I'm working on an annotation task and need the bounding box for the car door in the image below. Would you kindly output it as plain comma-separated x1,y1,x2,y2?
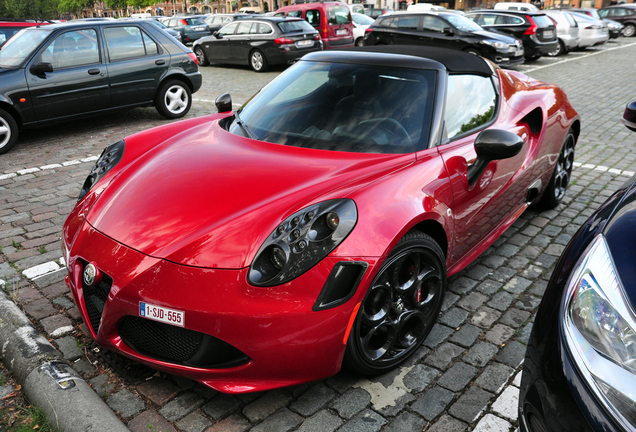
26,27,111,122
211,22,239,61
103,25,170,108
229,21,255,62
436,74,529,261
390,15,422,44
419,15,461,49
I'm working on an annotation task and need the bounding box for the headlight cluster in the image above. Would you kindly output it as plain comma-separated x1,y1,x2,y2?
481,39,508,50
562,234,636,430
248,199,357,287
78,140,125,201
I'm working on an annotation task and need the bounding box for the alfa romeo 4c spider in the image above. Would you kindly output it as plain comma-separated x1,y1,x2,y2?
63,46,579,393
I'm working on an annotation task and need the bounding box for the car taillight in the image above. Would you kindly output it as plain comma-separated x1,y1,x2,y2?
365,28,373,34
322,28,328,37
274,37,294,45
524,15,537,35
181,19,187,25
314,34,321,40
188,52,198,65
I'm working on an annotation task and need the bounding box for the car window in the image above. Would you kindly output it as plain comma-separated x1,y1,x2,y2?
533,15,553,27
233,61,436,153
306,10,321,27
0,28,50,68
353,13,374,26
627,8,636,16
443,14,483,31
105,26,155,61
219,22,238,36
422,15,445,32
38,29,100,69
258,23,274,34
444,74,496,139
328,5,351,25
287,10,303,18
278,20,315,33
598,9,608,18
235,22,253,35
475,14,497,25
564,12,578,27
398,16,420,30
181,18,206,26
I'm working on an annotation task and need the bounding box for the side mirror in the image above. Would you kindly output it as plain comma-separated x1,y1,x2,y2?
30,62,53,77
622,100,636,132
443,27,454,35
215,92,233,113
467,129,524,187
213,31,221,38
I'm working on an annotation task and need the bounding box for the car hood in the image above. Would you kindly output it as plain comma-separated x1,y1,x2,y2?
473,30,518,44
86,119,413,269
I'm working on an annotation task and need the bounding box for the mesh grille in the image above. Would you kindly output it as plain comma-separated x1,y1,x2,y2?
83,271,113,335
119,316,203,363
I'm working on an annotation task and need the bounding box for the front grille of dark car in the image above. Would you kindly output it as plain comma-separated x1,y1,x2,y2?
119,316,250,369
82,267,113,335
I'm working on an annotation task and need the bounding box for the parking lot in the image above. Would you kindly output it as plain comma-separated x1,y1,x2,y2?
1,37,636,432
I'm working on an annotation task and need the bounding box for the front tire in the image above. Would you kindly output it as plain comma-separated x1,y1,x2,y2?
249,49,268,72
539,131,576,209
0,108,18,155
344,230,446,376
194,46,209,66
622,23,636,37
154,80,192,119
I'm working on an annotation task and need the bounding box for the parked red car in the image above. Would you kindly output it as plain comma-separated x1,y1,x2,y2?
63,46,579,393
0,19,46,46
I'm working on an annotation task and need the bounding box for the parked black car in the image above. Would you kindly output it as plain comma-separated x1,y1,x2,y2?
464,10,558,60
203,13,249,33
160,15,212,44
364,12,525,67
599,4,636,37
0,20,202,154
193,17,322,72
518,102,636,432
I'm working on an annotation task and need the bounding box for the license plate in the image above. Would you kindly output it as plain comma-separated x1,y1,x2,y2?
296,40,313,47
140,302,185,327
336,29,348,36
516,49,524,56
544,30,553,38
194,26,204,31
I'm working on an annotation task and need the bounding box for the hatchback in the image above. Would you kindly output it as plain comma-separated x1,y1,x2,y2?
365,12,525,67
161,15,211,44
0,20,202,154
544,10,580,56
599,4,636,37
569,12,609,48
193,17,322,72
465,10,558,60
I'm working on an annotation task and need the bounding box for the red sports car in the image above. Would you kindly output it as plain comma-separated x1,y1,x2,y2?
63,46,579,393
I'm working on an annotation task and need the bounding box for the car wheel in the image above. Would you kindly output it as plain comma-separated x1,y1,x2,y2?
547,40,564,57
194,46,209,66
154,80,192,119
344,230,446,376
250,49,268,72
464,48,481,56
355,37,364,47
622,23,636,37
540,131,576,209
0,108,18,155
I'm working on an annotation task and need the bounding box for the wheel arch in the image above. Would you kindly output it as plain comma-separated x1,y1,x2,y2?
410,219,448,258
158,73,195,95
0,101,22,130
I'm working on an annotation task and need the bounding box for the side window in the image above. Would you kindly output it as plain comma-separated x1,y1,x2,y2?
219,22,238,36
105,26,153,61
422,16,445,32
258,23,273,34
598,9,608,18
235,22,253,35
287,10,302,18
397,16,420,30
444,74,496,139
306,10,321,27
627,8,636,16
480,14,498,25
39,29,100,69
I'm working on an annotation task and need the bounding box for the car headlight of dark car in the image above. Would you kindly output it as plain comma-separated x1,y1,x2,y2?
249,199,357,287
561,234,636,429
78,140,125,202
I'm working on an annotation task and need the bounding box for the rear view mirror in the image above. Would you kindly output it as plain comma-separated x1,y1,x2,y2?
215,92,233,113
30,62,53,77
467,129,524,186
622,100,636,132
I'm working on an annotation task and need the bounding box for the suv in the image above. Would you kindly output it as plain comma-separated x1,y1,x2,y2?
365,12,524,67
464,10,558,60
275,2,354,49
599,4,636,37
0,19,45,47
0,20,202,154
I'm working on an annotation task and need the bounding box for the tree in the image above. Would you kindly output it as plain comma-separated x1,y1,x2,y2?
5,0,39,18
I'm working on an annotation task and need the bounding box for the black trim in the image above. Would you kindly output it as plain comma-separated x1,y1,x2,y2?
313,261,368,311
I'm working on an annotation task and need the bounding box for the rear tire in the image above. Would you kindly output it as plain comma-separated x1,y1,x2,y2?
0,108,18,155
194,46,209,66
250,49,268,72
154,80,192,119
355,37,365,47
547,40,564,57
539,131,576,209
622,23,636,37
343,230,446,376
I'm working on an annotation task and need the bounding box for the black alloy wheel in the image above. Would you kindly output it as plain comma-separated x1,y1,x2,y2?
540,131,576,209
344,230,446,375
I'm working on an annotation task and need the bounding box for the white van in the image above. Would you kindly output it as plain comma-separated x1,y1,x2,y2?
493,2,539,11
406,3,446,11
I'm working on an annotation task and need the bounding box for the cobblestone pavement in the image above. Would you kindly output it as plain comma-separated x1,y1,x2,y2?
1,37,636,432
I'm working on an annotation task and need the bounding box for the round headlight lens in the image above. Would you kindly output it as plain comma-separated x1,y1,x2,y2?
326,212,340,230
270,246,286,270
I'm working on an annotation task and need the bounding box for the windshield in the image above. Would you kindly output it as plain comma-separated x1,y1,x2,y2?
228,61,436,153
278,20,316,33
182,18,206,26
328,6,351,25
353,13,375,26
0,28,49,68
442,13,484,31
148,19,168,29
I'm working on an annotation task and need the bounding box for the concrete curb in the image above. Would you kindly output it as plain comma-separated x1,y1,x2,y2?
0,289,129,431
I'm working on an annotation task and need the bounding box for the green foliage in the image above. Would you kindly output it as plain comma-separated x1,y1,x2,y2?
459,105,495,135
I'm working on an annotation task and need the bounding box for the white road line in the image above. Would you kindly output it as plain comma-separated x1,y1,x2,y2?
22,261,62,280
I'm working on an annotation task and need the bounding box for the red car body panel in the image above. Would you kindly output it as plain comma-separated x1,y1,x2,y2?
63,63,580,393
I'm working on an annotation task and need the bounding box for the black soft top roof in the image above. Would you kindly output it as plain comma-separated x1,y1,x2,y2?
304,45,494,77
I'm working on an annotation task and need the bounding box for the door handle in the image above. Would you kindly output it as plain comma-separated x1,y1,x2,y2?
88,68,100,75
155,59,166,65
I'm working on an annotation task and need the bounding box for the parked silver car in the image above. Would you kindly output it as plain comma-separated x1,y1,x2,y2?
569,11,609,48
544,10,580,56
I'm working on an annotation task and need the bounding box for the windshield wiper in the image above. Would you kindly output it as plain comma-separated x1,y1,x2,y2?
234,110,257,140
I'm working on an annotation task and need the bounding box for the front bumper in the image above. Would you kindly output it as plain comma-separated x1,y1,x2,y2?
65,222,377,393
